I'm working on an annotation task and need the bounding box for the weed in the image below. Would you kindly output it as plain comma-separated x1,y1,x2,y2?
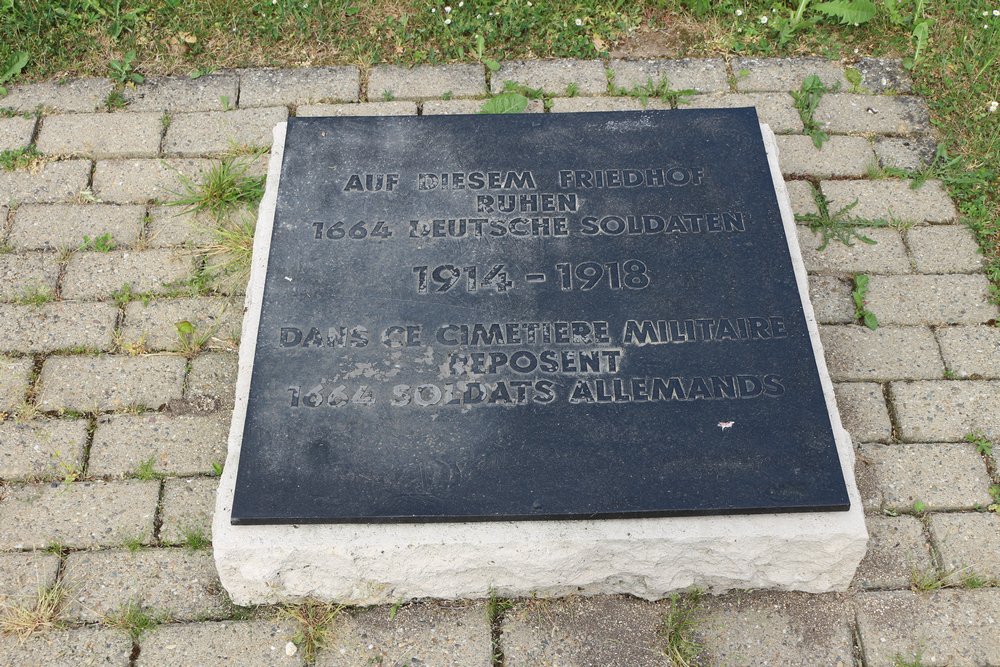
486,588,514,663
796,183,889,250
440,90,453,100
988,485,999,513
182,526,210,551
108,51,143,85
135,456,164,481
852,274,878,331
844,66,865,93
103,601,160,641
14,284,54,306
283,600,342,663
199,214,256,287
104,89,127,110
943,369,957,379
960,569,988,589
381,90,395,102
189,66,216,79
910,567,947,591
894,652,925,667
660,589,703,667
175,319,216,357
479,92,528,114
113,330,149,356
211,461,224,476
0,145,43,171
80,232,117,252
122,535,144,552
161,113,172,131
12,402,40,424
50,449,81,483
614,76,695,109
111,283,135,306
912,499,927,514
0,52,29,97
964,431,993,456
388,599,405,621
500,80,553,110
219,95,232,111
43,542,65,555
169,157,265,220
565,81,579,97
0,581,67,639
791,74,834,148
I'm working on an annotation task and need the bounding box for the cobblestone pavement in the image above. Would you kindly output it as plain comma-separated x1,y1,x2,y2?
1,57,998,666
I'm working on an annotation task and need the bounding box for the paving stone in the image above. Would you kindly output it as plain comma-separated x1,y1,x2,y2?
37,355,186,411
239,66,360,106
89,413,229,477
0,479,158,549
137,620,302,666
892,380,1000,441
61,248,195,300
186,352,238,410
1,78,113,113
92,158,215,204
145,205,219,247
809,275,854,324
906,225,983,273
491,59,608,95
693,591,854,666
0,419,88,481
550,96,650,113
784,179,819,216
0,551,60,602
368,63,485,100
854,58,913,94
318,602,490,667
814,94,932,135
820,179,956,224
296,101,417,117
732,56,849,92
857,590,1000,666
0,159,91,204
930,513,1000,581
502,595,664,667
857,443,992,511
776,134,876,178
609,58,729,93
866,274,997,326
122,297,242,352
123,73,240,112
855,515,932,589
834,382,892,442
937,326,1000,379
689,92,803,133
8,203,145,250
799,227,909,274
160,477,218,545
421,98,544,115
874,136,937,171
36,112,162,158
821,325,943,381
0,302,118,353
0,625,132,666
0,355,33,412
0,252,59,301
0,115,35,152
163,107,288,157
62,548,226,622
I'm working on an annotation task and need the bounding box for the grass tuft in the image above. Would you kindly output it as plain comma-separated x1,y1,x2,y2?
169,156,265,221
0,582,67,639
660,589,704,667
283,600,342,663
103,600,160,641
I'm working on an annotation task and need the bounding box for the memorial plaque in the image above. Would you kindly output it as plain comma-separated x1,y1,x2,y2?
231,108,851,524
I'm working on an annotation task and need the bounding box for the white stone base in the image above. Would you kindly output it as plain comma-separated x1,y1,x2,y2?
213,120,868,606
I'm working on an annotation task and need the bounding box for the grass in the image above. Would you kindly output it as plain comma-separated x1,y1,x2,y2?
182,525,210,551
169,156,265,220
611,75,696,109
795,183,891,250
103,601,160,641
660,589,704,666
790,73,833,148
0,145,43,172
283,600,342,663
0,582,67,639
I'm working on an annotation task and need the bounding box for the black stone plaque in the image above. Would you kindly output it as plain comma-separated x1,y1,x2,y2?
231,108,851,524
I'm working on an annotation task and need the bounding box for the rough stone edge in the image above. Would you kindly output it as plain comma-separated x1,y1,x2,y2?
214,119,868,606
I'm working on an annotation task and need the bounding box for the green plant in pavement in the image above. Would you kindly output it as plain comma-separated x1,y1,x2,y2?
852,274,878,331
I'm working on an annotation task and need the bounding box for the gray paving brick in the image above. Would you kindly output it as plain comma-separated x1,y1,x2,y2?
186,352,237,410
809,275,854,324
691,92,804,133
122,297,242,352
0,159,90,204
145,206,218,247
732,56,849,92
89,413,228,477
0,355,32,413
1,78,113,113
906,225,983,273
62,548,226,622
37,355,186,411
814,94,932,135
92,158,215,204
874,136,936,171
821,325,943,381
368,63,485,100
785,179,819,216
296,101,417,117
502,595,664,667
491,59,607,95
855,515,932,589
0,302,118,353
0,419,88,481
866,274,997,325
163,107,287,157
0,551,60,602
239,66,360,106
857,590,1000,666
137,620,302,666
857,443,992,511
124,73,240,112
550,96,650,113
892,380,1000,441
930,513,1000,581
421,98,544,115
36,112,162,159
160,477,217,545
834,382,892,442
776,134,876,178
0,252,60,301
0,116,35,152
318,603,490,667
0,625,132,666
854,58,913,94
799,227,909,273
0,479,158,549
8,203,144,250
609,58,728,93
61,248,195,300
820,179,956,224
937,326,1000,379
694,591,854,666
